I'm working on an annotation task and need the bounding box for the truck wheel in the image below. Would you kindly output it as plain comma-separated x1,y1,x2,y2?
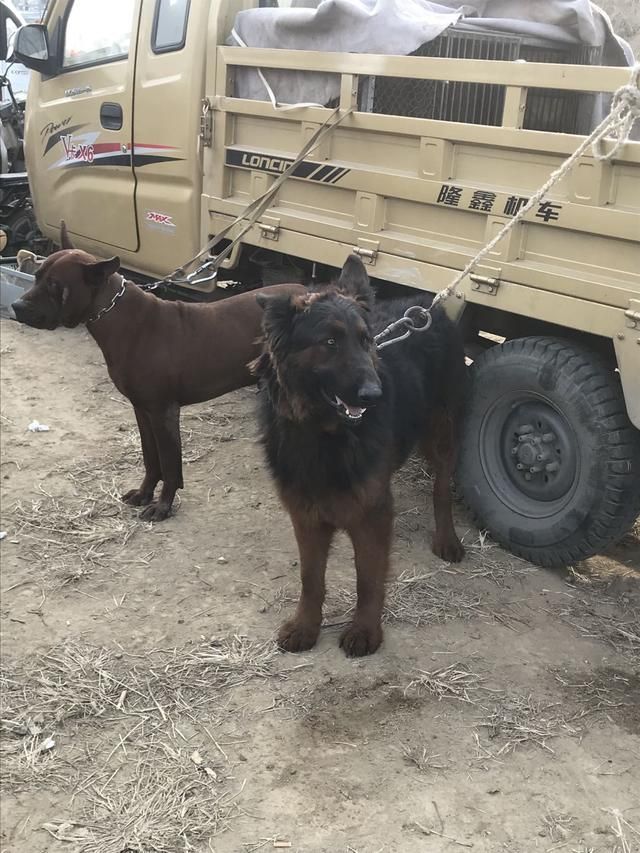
457,337,640,567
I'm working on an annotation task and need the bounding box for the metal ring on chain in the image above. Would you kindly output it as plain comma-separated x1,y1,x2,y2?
375,305,433,350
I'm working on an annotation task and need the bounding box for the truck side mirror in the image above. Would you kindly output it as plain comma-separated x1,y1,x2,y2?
13,24,57,75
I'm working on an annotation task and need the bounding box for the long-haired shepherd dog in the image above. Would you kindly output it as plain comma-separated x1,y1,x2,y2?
253,254,466,657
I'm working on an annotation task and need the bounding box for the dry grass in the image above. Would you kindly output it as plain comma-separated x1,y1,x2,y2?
403,663,485,704
552,668,637,723
312,568,488,629
4,404,249,589
384,569,487,627
541,810,575,844
476,695,579,756
402,745,448,774
280,564,526,631
1,635,280,736
1,634,287,848
0,634,282,797
69,406,243,479
604,807,640,853
557,596,640,662
41,740,236,853
85,743,233,853
10,480,140,587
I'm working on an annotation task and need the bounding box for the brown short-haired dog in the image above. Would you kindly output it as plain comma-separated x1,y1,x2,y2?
12,223,305,520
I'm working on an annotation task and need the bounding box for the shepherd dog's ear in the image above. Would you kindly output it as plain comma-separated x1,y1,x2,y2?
256,291,301,352
60,220,75,250
336,254,374,309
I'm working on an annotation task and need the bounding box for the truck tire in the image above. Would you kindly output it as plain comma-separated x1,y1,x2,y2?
457,336,640,567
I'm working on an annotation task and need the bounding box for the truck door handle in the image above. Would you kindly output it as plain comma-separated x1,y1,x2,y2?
100,102,123,130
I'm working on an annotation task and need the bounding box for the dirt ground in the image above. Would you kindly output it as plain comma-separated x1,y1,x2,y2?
0,316,639,853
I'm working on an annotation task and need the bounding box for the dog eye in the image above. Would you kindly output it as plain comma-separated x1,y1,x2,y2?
325,338,337,348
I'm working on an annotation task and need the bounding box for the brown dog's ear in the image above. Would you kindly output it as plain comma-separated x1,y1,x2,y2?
82,256,121,286
60,220,75,250
336,254,374,309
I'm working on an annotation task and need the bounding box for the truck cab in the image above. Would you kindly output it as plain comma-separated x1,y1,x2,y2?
14,0,209,267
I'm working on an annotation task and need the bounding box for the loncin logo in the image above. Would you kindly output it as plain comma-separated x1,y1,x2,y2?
240,153,291,173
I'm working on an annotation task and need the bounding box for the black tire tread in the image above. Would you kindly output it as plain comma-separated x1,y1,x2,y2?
459,336,640,567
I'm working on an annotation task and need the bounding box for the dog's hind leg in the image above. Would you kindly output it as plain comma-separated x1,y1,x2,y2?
421,409,465,563
121,407,161,508
278,511,334,653
340,497,393,657
139,404,183,522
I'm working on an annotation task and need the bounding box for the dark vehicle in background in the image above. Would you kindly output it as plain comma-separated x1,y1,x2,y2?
0,0,46,256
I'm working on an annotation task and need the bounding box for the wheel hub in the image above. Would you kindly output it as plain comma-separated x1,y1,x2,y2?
500,403,578,502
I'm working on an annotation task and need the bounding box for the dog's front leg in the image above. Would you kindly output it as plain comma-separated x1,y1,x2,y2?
341,498,393,657
121,407,161,508
138,404,183,522
278,511,334,653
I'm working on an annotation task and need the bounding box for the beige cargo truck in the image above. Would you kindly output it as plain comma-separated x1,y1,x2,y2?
12,0,640,566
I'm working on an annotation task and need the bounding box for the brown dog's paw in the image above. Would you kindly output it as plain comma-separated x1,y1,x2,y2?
139,502,172,522
121,488,154,507
432,534,465,563
339,622,383,658
277,619,320,653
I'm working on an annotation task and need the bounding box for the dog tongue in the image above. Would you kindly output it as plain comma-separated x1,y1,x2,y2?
336,396,366,418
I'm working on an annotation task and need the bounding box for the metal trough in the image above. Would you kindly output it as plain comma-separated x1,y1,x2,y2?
0,263,35,319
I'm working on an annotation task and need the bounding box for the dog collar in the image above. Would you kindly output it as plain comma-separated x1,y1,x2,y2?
88,275,127,324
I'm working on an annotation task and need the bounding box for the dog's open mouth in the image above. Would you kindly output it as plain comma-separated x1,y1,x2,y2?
322,391,367,422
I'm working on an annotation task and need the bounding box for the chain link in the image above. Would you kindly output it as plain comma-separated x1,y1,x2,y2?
375,305,433,350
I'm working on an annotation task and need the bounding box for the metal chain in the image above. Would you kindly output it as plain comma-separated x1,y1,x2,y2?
87,275,127,323
375,305,433,350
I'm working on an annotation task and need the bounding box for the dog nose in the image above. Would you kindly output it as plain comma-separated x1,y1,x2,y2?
357,381,383,405
11,299,44,327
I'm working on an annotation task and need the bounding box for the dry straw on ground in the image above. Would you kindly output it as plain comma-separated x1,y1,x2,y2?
1,635,280,736
401,745,448,774
476,694,579,756
403,663,485,704
10,480,139,587
5,404,248,589
1,635,284,850
541,810,575,844
321,568,488,628
384,569,487,626
558,596,640,662
73,742,234,853
605,807,640,853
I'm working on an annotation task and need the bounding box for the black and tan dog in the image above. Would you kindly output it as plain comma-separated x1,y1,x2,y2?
253,254,466,657
11,223,305,520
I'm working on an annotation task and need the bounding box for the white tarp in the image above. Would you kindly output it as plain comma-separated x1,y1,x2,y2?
230,0,635,117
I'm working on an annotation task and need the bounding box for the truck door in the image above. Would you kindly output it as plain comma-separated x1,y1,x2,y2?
28,0,141,252
130,0,206,276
